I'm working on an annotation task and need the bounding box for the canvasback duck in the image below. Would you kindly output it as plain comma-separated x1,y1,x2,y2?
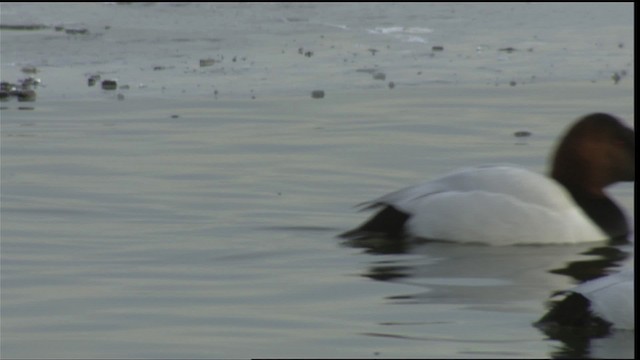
536,266,634,332
342,113,634,245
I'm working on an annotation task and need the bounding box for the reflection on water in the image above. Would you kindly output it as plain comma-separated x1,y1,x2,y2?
549,242,631,282
343,233,633,358
540,243,633,359
548,330,635,359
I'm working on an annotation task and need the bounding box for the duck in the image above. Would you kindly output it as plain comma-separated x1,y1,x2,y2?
342,113,635,245
535,266,634,332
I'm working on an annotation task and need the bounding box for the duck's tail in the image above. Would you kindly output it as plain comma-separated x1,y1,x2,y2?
340,205,410,238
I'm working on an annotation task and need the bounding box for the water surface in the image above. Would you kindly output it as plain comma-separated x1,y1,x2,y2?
1,3,634,358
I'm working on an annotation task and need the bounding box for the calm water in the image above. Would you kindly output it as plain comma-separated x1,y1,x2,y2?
0,3,634,359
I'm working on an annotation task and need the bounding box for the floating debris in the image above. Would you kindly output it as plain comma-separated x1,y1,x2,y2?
199,58,216,67
20,77,41,88
65,28,89,35
612,72,621,84
0,83,13,100
116,93,125,101
1,78,40,102
514,130,532,138
368,48,379,56
87,74,101,86
509,80,517,87
0,24,48,31
1,81,17,91
514,130,531,145
101,79,118,90
498,47,517,53
372,72,386,81
311,90,325,99
21,66,38,74
612,70,627,84
304,50,313,57
432,45,444,52
388,81,395,89
16,89,36,102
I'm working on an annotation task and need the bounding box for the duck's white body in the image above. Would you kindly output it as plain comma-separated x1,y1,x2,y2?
347,113,634,245
367,165,606,245
565,267,634,330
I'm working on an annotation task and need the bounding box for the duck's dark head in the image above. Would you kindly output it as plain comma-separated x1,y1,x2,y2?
551,113,634,197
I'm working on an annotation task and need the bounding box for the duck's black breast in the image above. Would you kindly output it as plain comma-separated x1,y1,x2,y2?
568,190,630,240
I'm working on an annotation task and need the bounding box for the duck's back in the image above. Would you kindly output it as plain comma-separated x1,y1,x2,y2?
367,166,606,245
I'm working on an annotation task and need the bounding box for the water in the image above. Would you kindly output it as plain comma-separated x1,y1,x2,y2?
0,3,634,358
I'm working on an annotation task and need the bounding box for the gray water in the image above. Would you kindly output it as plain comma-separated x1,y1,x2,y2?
0,3,634,359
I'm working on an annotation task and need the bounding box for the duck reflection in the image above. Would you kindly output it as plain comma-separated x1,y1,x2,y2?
341,234,633,358
343,235,629,281
536,242,633,359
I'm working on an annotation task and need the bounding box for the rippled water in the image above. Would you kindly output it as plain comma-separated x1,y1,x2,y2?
1,3,634,359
